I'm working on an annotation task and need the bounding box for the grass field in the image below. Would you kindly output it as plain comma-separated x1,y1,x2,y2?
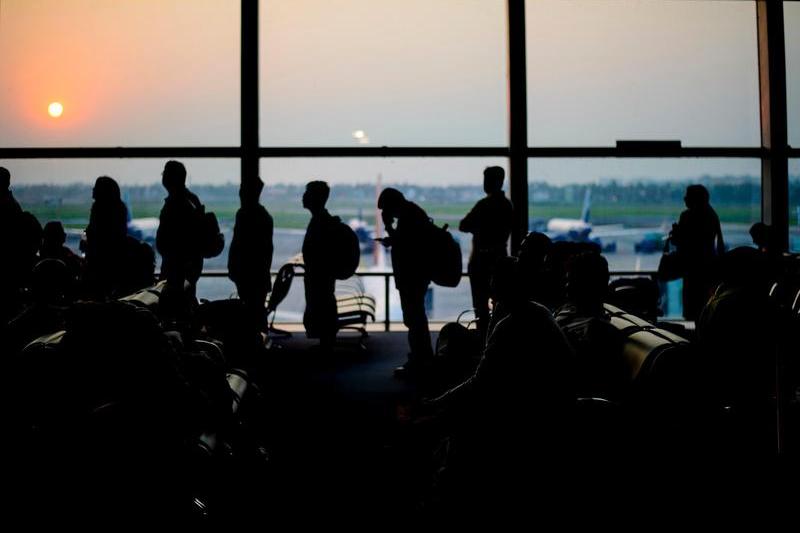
27,201,759,230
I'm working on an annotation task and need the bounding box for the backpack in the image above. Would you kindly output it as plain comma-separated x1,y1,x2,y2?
200,210,225,259
331,220,360,280
427,222,462,287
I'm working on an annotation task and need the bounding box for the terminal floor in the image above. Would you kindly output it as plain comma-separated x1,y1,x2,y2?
248,331,439,523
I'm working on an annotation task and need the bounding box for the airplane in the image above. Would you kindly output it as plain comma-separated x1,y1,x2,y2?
123,193,159,246
539,188,618,253
634,232,667,254
347,209,375,255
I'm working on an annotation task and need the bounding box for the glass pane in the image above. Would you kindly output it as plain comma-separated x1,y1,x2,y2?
790,159,800,252
0,158,240,277
526,0,760,147
529,158,761,317
260,157,507,322
786,2,800,148
0,1,240,147
259,0,508,146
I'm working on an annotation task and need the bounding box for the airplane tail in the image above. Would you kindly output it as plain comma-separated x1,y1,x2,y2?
580,187,591,223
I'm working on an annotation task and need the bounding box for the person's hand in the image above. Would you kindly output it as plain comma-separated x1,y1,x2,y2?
374,237,391,249
382,211,395,229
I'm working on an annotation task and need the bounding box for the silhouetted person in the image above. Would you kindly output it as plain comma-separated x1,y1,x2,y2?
156,161,204,317
0,167,29,319
459,166,513,338
670,184,724,321
302,181,340,351
555,252,626,399
517,231,553,306
0,167,21,217
229,177,274,333
378,188,434,376
41,221,83,296
697,247,777,416
423,256,575,512
119,235,157,296
83,176,128,298
3,258,69,356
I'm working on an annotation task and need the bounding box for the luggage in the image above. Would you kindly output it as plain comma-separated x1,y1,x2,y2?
428,223,463,288
200,210,225,259
331,220,360,280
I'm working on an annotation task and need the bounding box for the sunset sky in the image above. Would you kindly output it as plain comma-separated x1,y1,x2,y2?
0,1,795,185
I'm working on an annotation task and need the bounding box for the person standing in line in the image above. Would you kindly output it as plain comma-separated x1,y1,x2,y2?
156,160,205,317
302,181,340,352
377,187,434,377
459,166,513,339
229,176,274,332
84,176,128,298
670,184,725,321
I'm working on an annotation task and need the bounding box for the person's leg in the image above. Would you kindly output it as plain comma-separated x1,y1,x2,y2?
401,281,433,367
303,274,318,338
319,275,338,350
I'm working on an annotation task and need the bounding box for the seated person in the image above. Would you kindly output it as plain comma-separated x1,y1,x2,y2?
696,247,778,410
2,258,69,356
420,257,576,512
41,221,84,284
555,252,626,400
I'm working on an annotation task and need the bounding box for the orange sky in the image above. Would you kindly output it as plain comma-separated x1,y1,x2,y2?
0,1,791,185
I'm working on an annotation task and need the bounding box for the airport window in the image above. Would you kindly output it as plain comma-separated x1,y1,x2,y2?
786,1,800,148
528,158,762,314
259,0,508,147
790,159,800,252
0,0,792,287
259,157,508,322
0,1,241,147
0,158,240,280
525,0,761,147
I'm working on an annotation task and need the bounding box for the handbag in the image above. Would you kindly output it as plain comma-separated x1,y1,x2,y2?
657,237,683,282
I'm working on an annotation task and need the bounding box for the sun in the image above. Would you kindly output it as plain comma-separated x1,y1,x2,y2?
48,102,64,118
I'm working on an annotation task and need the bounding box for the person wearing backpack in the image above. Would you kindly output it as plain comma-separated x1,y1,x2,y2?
156,160,205,311
377,187,434,377
302,181,341,352
229,176,274,333
459,166,513,340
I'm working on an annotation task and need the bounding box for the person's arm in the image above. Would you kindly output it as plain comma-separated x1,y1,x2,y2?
715,214,725,256
459,202,480,233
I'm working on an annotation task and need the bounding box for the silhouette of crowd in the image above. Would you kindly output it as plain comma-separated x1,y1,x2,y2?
2,161,797,522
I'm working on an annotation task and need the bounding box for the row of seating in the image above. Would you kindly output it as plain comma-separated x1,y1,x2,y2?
266,261,376,345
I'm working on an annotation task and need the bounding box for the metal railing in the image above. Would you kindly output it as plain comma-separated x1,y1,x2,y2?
198,269,661,332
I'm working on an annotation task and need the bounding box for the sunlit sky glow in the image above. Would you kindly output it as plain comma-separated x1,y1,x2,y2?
0,1,796,186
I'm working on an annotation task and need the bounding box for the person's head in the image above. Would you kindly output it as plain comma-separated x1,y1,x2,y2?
92,176,121,203
684,184,710,210
749,222,773,251
42,221,67,250
31,258,69,304
565,251,609,310
240,176,265,205
518,231,552,270
719,246,769,290
483,166,505,195
302,180,330,213
162,160,187,195
0,167,10,191
377,187,406,218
